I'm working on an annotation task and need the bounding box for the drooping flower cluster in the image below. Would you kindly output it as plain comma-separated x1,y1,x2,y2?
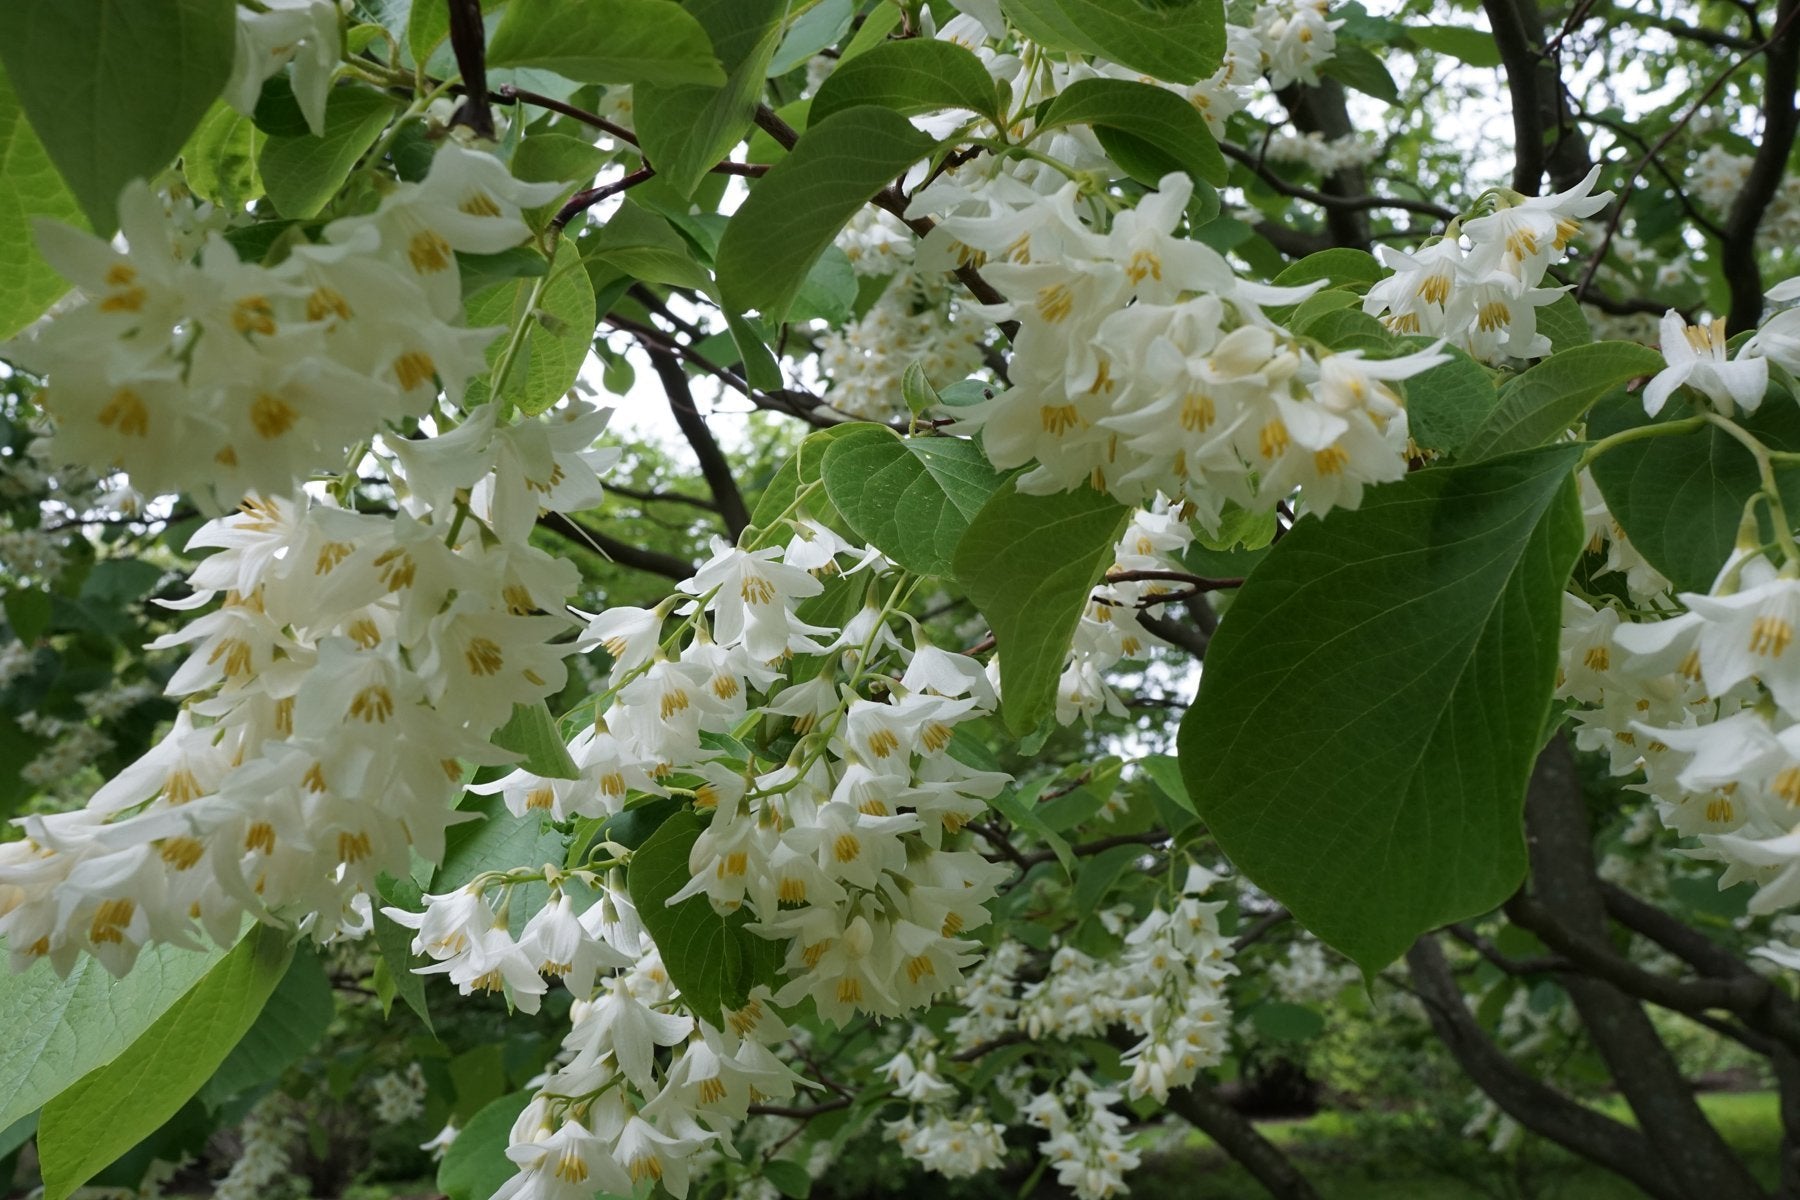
0,395,609,975
7,148,563,507
914,170,1446,525
1022,1073,1143,1200
1363,168,1612,362
1555,530,1800,926
949,865,1236,1113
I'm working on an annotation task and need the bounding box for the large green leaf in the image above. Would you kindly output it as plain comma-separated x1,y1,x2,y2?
510,131,608,231
435,795,569,933
1460,341,1664,461
490,699,581,779
0,63,84,337
196,948,333,1108
810,38,1000,125
1179,447,1584,972
633,0,787,198
716,105,935,320
583,199,717,295
1039,78,1226,186
373,874,435,1032
257,86,399,219
749,424,858,533
1404,341,1497,453
0,940,230,1130
1586,387,1800,593
464,239,597,415
486,0,725,85
38,925,293,1200
627,810,784,1023
952,480,1130,734
0,0,236,232
438,1091,532,1200
1000,0,1226,83
820,428,1005,577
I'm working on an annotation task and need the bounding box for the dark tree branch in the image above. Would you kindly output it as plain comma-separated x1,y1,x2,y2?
1165,1082,1322,1200
1220,142,1456,222
537,511,694,581
1519,736,1764,1200
1233,907,1290,952
495,84,639,145
640,342,752,539
602,312,848,429
1405,936,1688,1200
1724,0,1800,333
553,166,655,232
1444,922,1568,975
1482,0,1593,195
445,0,495,139
1133,610,1211,659
1275,79,1376,248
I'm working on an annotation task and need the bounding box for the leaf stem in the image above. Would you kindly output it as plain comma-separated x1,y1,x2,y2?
1578,415,1707,466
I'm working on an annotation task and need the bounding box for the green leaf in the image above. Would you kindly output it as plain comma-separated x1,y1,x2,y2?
510,132,608,231
0,63,85,337
1323,43,1399,102
627,810,783,1022
788,245,859,324
3,587,51,644
38,925,293,1200
768,0,855,76
0,940,230,1130
486,0,725,85
491,700,581,779
180,102,264,210
1406,24,1502,67
438,1091,532,1200
902,361,942,418
1039,78,1226,186
197,948,333,1108
810,37,1000,125
465,238,597,415
1072,843,1147,919
953,480,1130,734
1252,1001,1326,1042
727,310,784,390
1001,0,1226,83
1460,341,1664,461
1587,388,1800,593
764,1158,814,1199
435,796,568,934
820,428,1006,577
1537,293,1594,352
373,874,435,1032
1179,447,1584,972
750,425,859,531
1271,247,1383,289
633,0,787,197
717,105,934,320
1404,342,1497,453
584,199,717,295
0,0,236,232
257,86,399,219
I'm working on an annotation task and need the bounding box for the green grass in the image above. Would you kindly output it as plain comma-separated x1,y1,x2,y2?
1132,1091,1784,1200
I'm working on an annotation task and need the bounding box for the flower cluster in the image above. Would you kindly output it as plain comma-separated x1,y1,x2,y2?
1363,169,1612,362
816,271,988,422
915,170,1444,524
0,391,612,976
8,148,563,508
1022,1073,1142,1200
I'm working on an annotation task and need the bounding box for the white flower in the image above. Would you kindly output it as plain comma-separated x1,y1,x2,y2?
1643,310,1769,417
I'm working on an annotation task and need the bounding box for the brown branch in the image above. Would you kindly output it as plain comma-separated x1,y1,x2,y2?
641,341,752,539
1220,142,1456,221
1724,0,1800,333
1578,7,1800,305
494,84,639,145
1165,1082,1322,1200
445,0,495,139
536,511,694,581
553,166,655,232
1445,922,1568,975
1405,935,1689,1200
1519,736,1764,1200
1233,907,1291,952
